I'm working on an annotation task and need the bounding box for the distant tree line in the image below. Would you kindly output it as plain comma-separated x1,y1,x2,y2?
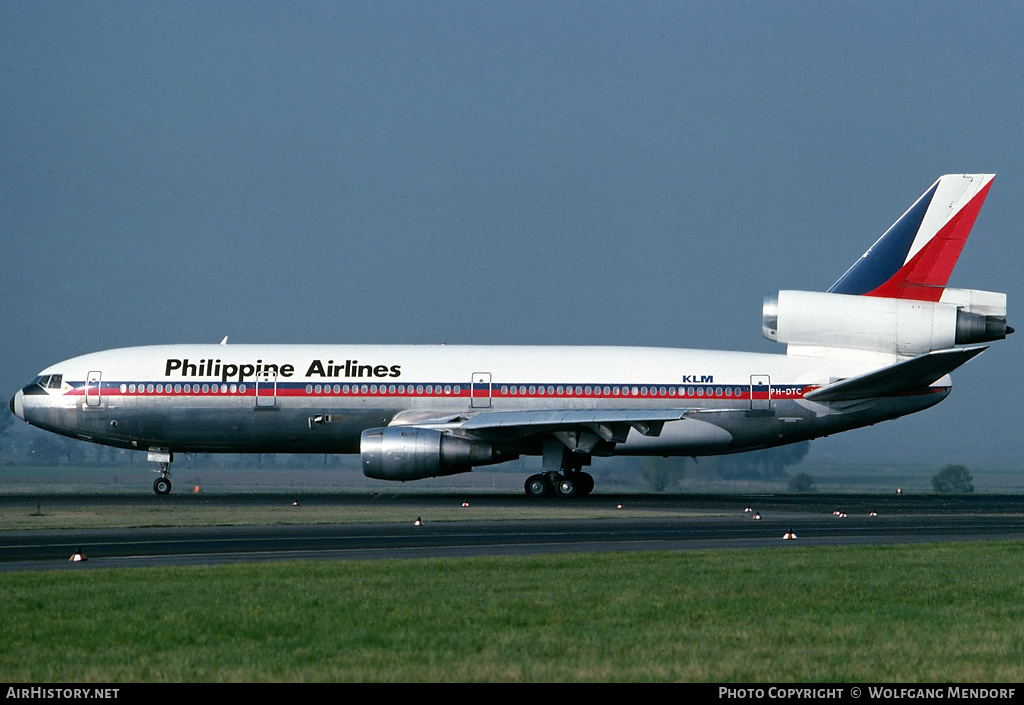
932,464,974,494
702,442,810,480
633,441,812,492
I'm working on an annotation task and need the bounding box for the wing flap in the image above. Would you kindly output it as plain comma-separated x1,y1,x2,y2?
390,408,709,443
458,408,691,430
804,345,987,402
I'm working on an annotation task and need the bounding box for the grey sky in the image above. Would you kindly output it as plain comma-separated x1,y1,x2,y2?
2,1,1021,464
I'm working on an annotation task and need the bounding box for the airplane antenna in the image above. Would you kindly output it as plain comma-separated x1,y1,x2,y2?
220,336,229,345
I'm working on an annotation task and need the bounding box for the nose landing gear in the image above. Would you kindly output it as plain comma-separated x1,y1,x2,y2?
149,450,173,496
153,474,172,496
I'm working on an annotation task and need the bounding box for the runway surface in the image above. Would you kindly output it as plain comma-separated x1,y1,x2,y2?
2,493,1023,571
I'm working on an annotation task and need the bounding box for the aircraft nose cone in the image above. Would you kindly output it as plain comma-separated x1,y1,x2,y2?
11,390,25,420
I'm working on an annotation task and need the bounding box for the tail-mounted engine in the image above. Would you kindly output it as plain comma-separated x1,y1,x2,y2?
361,427,516,481
762,288,1010,356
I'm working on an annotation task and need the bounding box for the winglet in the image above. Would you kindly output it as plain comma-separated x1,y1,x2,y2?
829,174,995,301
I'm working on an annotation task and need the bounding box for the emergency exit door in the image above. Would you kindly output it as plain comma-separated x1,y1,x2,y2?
750,375,771,410
471,372,491,408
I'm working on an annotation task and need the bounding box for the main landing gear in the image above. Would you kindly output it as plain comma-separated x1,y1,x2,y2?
524,446,595,498
524,471,595,498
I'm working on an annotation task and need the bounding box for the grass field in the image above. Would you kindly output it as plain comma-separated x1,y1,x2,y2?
0,493,729,530
3,461,1023,682
2,542,1024,682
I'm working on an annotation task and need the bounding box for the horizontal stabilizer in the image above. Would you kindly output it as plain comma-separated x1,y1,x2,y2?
804,346,987,402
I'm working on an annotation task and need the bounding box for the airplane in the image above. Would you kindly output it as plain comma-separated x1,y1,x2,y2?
10,174,1011,497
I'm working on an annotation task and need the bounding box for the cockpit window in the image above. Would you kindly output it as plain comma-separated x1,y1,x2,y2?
31,375,63,390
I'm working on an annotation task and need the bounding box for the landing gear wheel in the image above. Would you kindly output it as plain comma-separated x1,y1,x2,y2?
575,472,595,497
525,474,553,498
153,477,172,496
555,475,578,499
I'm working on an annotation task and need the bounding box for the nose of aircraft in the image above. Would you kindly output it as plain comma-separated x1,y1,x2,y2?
11,390,25,420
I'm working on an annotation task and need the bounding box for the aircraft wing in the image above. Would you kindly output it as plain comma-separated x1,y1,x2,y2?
804,345,988,402
390,407,718,447
458,408,690,430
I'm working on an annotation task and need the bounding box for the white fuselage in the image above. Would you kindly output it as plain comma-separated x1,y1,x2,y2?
13,343,945,460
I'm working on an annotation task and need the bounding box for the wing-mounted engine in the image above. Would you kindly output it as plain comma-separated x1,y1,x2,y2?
360,427,517,481
762,289,1010,356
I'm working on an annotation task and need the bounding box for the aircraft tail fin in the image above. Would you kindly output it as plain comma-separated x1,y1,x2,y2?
828,174,995,301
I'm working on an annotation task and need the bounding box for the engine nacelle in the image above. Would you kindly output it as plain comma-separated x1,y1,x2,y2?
361,427,515,481
763,290,1009,355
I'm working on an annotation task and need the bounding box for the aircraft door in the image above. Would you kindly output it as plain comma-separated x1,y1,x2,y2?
255,370,277,408
471,372,492,408
86,371,102,407
750,375,770,410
